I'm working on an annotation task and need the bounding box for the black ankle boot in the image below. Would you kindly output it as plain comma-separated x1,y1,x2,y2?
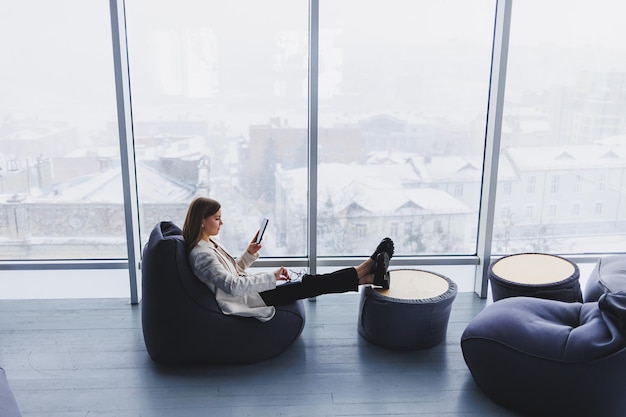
373,252,390,289
370,237,394,260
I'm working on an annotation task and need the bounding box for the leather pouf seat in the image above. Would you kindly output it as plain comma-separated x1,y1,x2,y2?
141,221,306,365
358,269,457,349
461,290,626,417
488,253,582,302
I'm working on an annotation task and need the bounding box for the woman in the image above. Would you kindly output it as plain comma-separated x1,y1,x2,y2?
183,196,394,322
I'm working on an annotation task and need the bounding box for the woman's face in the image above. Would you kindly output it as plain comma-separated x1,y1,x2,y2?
201,209,223,239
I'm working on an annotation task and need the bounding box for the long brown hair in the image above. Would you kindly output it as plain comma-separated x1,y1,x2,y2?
182,197,221,251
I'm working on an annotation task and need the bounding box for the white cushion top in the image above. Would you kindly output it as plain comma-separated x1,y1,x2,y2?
492,253,575,285
376,269,450,300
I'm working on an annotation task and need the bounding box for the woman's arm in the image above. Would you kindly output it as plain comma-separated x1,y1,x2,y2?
234,236,262,271
234,248,259,272
190,246,276,296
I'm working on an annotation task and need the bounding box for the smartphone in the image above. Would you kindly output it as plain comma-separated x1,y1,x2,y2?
256,218,269,243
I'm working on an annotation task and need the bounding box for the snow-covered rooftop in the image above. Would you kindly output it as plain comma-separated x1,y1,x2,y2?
506,144,626,170
277,162,471,216
16,162,194,204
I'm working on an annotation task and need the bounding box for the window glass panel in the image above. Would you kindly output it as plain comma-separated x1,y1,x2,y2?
495,0,626,254
0,1,124,260
318,0,496,256
125,0,309,256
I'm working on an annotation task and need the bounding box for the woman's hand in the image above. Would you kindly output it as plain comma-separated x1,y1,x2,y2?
246,234,261,255
274,267,290,282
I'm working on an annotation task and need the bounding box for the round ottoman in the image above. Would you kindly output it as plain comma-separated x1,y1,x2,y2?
358,269,457,349
489,253,582,302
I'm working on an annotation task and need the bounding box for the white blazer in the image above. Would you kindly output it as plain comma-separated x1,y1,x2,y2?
189,238,276,321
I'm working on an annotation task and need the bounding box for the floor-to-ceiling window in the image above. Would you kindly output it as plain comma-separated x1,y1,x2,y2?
0,1,124,260
1,0,625,300
495,0,626,255
316,0,496,257
124,0,310,257
0,0,130,298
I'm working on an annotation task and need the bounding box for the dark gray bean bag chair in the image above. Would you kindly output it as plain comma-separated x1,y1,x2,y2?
141,221,306,365
0,367,22,417
461,292,626,417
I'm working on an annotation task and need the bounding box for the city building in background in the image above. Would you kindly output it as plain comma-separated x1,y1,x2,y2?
1,0,625,299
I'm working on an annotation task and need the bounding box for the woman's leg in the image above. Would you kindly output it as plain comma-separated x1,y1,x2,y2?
260,239,393,306
259,254,386,306
259,267,360,306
